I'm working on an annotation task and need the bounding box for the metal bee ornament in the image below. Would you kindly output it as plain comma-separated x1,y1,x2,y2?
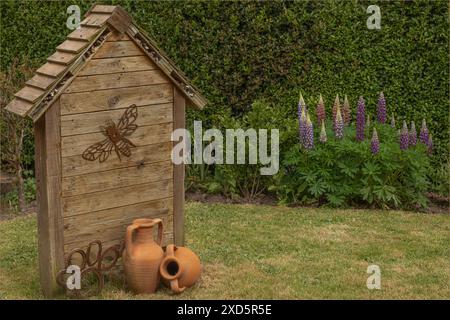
82,104,138,163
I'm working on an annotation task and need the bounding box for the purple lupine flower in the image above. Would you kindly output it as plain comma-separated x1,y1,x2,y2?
304,113,314,150
409,121,417,146
371,128,380,155
298,107,307,146
377,92,387,124
356,96,365,141
316,94,326,126
335,108,344,139
427,134,433,155
400,121,409,150
419,118,429,145
319,119,327,143
391,113,396,128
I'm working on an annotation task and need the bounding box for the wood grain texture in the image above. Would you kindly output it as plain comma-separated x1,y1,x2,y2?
90,4,117,14
34,100,65,297
93,41,143,59
47,51,78,65
81,13,111,27
62,141,172,177
67,26,100,42
61,103,172,136
56,39,88,53
61,122,173,158
36,62,66,78
26,74,56,90
60,84,173,115
5,98,33,117
62,179,173,217
65,230,174,254
173,88,186,246
14,86,45,103
78,56,157,76
64,199,173,241
64,69,169,93
62,160,173,197
107,32,131,41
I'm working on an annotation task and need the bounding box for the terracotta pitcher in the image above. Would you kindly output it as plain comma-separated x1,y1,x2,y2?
159,244,201,293
123,218,164,294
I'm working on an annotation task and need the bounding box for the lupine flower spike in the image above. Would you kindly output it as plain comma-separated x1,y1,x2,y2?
300,93,307,114
427,134,433,155
342,95,351,125
319,119,327,143
419,118,429,145
298,107,307,147
356,96,365,141
371,128,380,155
366,114,371,127
297,91,303,118
304,112,314,150
400,121,409,150
335,108,344,139
316,94,326,126
409,121,417,146
332,94,340,126
377,92,387,124
391,113,396,128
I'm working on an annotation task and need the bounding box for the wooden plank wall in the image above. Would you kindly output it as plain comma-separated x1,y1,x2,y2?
35,100,65,297
59,33,174,254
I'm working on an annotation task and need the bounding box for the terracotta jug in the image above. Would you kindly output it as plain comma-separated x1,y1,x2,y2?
159,244,201,293
123,218,164,294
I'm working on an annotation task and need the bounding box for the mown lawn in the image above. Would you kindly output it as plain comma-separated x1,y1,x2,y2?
0,202,449,299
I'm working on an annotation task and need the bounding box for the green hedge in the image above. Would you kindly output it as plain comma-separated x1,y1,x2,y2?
1,0,448,165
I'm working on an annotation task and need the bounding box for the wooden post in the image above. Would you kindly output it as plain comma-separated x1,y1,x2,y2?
34,100,65,297
173,88,185,246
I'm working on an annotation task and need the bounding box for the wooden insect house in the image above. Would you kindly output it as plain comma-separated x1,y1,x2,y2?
5,5,206,296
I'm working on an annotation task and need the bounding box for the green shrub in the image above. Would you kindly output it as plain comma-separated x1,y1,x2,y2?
427,160,449,196
274,120,430,209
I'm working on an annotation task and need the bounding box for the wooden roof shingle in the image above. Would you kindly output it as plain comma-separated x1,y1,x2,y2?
5,4,207,121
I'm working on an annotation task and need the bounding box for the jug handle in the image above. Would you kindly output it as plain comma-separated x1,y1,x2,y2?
125,223,139,256
170,279,186,294
152,218,164,246
165,245,186,293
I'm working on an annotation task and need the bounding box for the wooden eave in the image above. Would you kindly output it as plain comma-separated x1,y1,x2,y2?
5,5,207,121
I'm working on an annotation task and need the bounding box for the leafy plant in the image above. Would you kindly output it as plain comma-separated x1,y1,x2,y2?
274,121,430,209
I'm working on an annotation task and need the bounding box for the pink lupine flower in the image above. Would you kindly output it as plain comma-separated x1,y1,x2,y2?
316,94,326,126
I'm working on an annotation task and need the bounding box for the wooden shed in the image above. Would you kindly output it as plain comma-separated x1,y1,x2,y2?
5,5,206,296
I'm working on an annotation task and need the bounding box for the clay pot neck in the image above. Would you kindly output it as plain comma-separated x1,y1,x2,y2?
134,228,155,244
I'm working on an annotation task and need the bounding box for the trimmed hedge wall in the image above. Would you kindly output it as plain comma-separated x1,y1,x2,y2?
1,0,448,165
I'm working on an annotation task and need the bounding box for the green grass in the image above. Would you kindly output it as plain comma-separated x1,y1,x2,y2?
0,202,449,299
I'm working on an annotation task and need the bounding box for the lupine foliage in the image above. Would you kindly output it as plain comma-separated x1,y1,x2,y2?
275,123,430,209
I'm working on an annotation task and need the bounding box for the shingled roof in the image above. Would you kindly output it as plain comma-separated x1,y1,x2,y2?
5,4,207,121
